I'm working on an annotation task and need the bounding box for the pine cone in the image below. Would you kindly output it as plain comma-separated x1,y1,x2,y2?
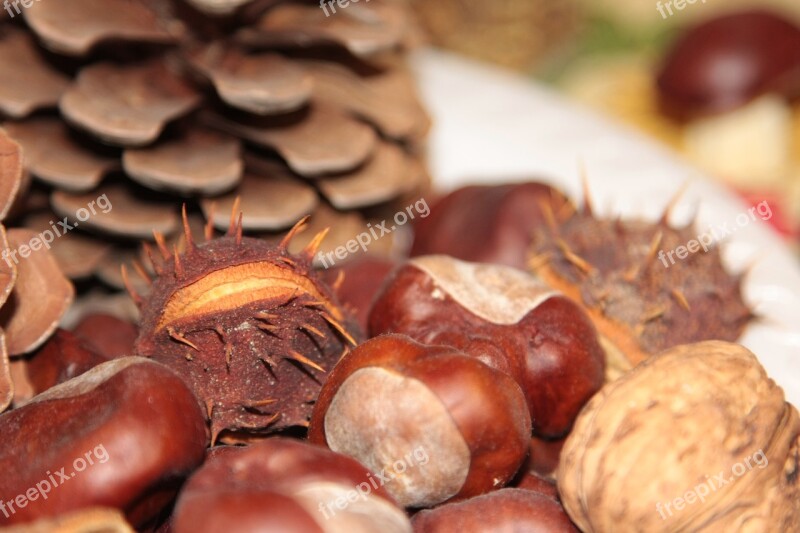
0,131,74,413
0,0,429,318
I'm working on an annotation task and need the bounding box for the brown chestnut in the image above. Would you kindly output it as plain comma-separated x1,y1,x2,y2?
513,471,559,501
72,313,138,360
309,334,532,508
523,435,566,479
657,10,800,120
173,438,411,533
0,357,208,528
411,183,572,270
369,255,605,437
320,256,397,332
411,488,578,532
23,329,110,395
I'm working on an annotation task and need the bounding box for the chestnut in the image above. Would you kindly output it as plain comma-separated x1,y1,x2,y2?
0,357,208,528
657,10,800,120
72,313,138,359
411,183,572,270
512,437,564,498
309,334,532,508
513,471,559,501
173,438,412,533
320,256,397,332
523,435,566,479
411,488,578,532
369,255,605,437
23,329,110,395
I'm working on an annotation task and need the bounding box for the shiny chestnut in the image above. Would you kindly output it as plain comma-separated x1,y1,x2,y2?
173,438,411,533
0,357,208,528
309,334,532,508
411,183,572,270
411,488,578,532
657,10,800,120
369,255,605,437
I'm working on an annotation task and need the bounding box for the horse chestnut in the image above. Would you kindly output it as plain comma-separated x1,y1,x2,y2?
173,438,411,533
657,10,800,120
309,334,531,508
369,255,604,437
0,357,208,527
411,183,572,270
411,488,578,532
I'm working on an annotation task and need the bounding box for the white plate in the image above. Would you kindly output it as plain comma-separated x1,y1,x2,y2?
412,49,800,405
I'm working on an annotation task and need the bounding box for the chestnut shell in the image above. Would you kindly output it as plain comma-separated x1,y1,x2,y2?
134,223,361,443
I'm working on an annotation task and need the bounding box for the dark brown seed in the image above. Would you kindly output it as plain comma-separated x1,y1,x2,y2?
657,10,800,120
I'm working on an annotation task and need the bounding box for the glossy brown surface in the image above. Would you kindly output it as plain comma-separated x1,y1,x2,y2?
25,329,110,395
411,488,578,532
72,314,137,359
513,471,559,501
411,182,572,270
321,256,397,332
369,260,604,437
173,439,409,533
309,334,531,506
657,10,800,120
524,435,565,479
0,358,208,527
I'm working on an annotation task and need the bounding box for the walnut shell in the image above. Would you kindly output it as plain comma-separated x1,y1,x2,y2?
558,341,800,532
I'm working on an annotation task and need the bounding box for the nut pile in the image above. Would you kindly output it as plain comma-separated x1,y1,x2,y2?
1,177,794,532
0,8,796,520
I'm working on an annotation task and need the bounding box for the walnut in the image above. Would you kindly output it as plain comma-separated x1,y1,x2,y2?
558,341,800,532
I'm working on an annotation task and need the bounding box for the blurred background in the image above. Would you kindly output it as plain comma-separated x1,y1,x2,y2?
411,0,800,242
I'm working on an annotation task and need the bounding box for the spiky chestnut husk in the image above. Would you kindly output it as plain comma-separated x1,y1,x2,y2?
530,198,753,371
133,212,361,444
